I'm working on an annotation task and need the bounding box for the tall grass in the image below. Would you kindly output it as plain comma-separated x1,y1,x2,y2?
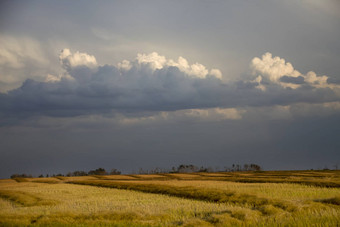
69,180,297,213
127,180,340,201
0,182,237,226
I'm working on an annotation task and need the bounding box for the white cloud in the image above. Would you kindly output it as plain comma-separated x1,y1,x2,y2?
251,52,301,89
45,73,74,83
209,69,223,80
251,52,339,90
45,74,61,83
134,52,221,79
181,107,244,120
117,60,132,71
136,52,167,70
304,71,328,88
252,75,266,91
59,48,97,71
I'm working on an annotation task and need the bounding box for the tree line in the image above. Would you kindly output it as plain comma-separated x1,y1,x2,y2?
10,163,262,178
10,168,121,179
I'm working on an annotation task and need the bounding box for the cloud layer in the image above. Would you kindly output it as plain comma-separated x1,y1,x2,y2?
0,50,339,125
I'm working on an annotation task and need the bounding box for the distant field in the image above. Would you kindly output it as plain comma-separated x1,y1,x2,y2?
1,170,340,226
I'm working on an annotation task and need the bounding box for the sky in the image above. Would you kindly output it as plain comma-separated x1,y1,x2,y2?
0,0,340,178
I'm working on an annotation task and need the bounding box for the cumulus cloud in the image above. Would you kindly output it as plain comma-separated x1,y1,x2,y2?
59,48,97,71
122,52,222,79
251,52,340,91
0,49,339,125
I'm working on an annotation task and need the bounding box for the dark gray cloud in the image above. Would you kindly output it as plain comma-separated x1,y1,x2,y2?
1,109,339,178
0,50,339,125
280,76,305,84
327,77,340,84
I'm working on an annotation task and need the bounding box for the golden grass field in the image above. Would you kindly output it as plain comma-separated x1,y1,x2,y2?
0,170,340,226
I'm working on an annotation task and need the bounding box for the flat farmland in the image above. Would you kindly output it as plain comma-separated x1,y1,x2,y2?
1,170,340,226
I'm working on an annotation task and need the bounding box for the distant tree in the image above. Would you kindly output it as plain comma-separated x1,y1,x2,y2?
73,171,88,176
243,164,249,171
224,166,231,172
177,164,199,173
249,164,262,171
138,168,148,174
88,168,107,175
199,166,208,172
224,163,262,172
38,174,44,178
171,167,177,173
150,167,169,174
236,164,241,171
10,173,32,179
110,168,121,175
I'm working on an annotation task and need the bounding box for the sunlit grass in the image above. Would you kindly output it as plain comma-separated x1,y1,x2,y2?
1,171,340,226
126,180,340,202
0,183,247,225
69,180,298,213
0,190,57,206
0,182,240,226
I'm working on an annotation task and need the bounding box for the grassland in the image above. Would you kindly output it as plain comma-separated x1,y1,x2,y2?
1,170,340,226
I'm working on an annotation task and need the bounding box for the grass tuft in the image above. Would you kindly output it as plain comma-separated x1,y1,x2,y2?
258,205,281,215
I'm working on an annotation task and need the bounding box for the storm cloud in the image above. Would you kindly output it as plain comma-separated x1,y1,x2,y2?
0,50,339,124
